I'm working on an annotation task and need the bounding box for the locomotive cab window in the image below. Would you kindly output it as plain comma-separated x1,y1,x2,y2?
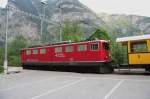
90,43,99,51
103,42,109,50
33,49,38,54
131,41,147,53
78,45,87,51
55,47,62,53
65,46,73,52
40,49,46,54
26,50,31,55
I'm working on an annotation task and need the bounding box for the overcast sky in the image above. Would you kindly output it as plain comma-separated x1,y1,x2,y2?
79,0,150,17
0,0,7,8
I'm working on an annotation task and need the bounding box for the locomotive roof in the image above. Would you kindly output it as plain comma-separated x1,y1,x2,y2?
116,34,150,43
22,40,109,50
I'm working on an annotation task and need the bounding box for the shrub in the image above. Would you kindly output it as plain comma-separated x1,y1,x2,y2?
9,55,21,67
0,66,4,73
62,19,83,42
8,35,27,67
110,43,126,65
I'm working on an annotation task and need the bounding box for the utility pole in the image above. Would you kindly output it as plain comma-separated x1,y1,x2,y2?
59,0,62,42
4,4,9,74
40,11,43,42
40,0,47,43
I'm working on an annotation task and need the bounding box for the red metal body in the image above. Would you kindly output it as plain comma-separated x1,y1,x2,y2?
20,40,110,66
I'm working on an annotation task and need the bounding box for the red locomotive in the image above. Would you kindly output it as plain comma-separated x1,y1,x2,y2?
20,40,113,73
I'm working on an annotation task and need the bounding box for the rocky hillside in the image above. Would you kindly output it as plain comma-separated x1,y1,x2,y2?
0,0,104,46
99,13,150,38
0,0,150,46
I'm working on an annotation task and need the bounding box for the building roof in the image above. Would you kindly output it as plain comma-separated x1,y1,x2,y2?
21,40,108,50
116,34,150,43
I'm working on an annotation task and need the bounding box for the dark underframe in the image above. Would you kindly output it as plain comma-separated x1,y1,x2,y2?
22,61,111,67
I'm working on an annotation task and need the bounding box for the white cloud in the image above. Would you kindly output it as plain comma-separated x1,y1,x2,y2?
79,0,150,17
0,0,8,8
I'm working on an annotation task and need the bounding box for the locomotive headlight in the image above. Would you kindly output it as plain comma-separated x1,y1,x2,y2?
106,56,108,59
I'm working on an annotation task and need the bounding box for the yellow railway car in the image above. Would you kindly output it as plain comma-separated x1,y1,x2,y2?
116,34,150,71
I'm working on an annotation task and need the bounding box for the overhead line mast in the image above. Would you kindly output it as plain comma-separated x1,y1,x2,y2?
59,0,63,42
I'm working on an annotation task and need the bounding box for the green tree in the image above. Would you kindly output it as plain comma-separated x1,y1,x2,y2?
110,42,127,65
0,65,4,73
8,35,28,66
0,48,3,65
0,35,28,73
0,48,4,73
62,19,82,42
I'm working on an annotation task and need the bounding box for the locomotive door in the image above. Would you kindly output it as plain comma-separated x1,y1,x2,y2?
65,46,74,63
53,46,65,62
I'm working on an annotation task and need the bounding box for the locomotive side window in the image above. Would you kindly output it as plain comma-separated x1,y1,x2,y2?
55,47,62,53
90,43,98,51
26,50,31,55
40,49,46,54
103,42,109,50
65,46,73,52
33,49,38,54
78,45,87,51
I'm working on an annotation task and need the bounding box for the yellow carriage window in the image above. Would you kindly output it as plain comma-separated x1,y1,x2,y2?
131,41,147,52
